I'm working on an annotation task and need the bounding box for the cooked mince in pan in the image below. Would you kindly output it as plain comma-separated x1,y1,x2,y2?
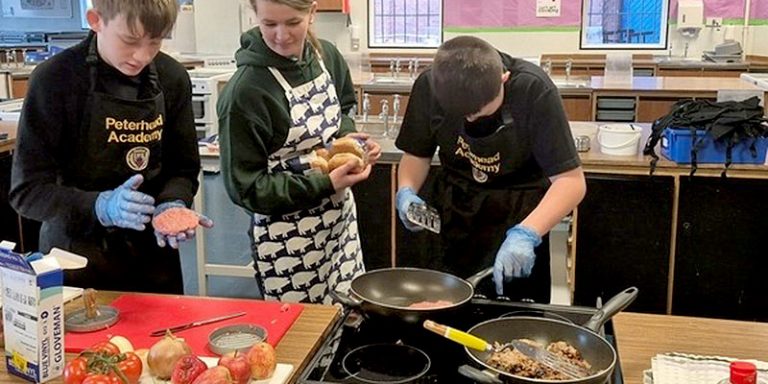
486,339,591,380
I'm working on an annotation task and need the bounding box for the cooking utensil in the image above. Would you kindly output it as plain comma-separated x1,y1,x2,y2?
330,267,491,324
406,202,441,233
423,320,497,352
457,287,638,384
510,339,590,379
150,311,247,337
424,321,588,379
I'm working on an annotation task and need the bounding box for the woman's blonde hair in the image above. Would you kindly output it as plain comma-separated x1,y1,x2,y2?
249,0,323,56
92,0,178,39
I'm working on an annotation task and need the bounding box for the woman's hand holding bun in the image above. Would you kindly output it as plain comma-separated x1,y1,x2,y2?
345,132,381,166
329,160,371,192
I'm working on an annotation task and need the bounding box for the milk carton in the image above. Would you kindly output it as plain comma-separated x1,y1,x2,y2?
0,247,64,383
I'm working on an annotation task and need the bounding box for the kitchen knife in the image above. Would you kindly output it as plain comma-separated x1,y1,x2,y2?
150,311,247,337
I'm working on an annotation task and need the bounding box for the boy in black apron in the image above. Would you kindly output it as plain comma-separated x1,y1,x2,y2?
10,0,211,293
395,36,586,303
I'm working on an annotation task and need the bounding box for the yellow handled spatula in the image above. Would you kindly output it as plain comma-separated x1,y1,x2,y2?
423,320,497,352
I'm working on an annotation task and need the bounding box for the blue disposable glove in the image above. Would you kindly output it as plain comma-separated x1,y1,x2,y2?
395,187,425,232
95,174,155,231
493,224,542,295
153,200,214,249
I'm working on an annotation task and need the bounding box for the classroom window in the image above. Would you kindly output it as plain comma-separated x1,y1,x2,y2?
368,0,442,48
580,0,669,49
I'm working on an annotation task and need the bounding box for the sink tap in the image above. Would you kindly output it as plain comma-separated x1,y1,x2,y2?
361,93,371,123
392,94,401,124
5,51,14,69
394,58,402,78
408,59,415,79
565,58,573,81
542,59,552,76
379,99,390,136
389,59,396,78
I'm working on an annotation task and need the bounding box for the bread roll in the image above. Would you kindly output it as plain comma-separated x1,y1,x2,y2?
328,152,365,173
310,156,329,174
315,148,330,160
329,137,366,160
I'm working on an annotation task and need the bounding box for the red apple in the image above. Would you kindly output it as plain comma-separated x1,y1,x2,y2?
218,351,250,384
246,342,277,380
171,354,208,384
190,366,232,384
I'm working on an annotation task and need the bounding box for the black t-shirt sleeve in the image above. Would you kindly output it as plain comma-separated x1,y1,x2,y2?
528,87,581,177
395,71,437,158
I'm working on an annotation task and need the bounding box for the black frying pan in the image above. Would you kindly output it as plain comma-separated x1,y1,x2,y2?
457,287,638,384
331,267,491,324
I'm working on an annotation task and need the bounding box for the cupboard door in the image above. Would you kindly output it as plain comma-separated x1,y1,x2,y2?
11,78,28,99
561,94,593,121
352,164,394,270
574,174,674,313
316,0,343,11
673,177,768,321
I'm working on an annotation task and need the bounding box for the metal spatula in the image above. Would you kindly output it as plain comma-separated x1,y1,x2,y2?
406,202,441,233
510,340,591,379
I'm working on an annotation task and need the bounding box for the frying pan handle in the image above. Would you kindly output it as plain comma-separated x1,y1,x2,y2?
458,365,503,384
466,267,493,288
328,289,363,308
583,286,638,332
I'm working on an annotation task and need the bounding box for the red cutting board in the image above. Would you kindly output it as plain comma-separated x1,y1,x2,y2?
65,294,304,357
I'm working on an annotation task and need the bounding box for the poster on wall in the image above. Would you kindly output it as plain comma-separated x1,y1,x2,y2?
536,0,561,18
1,0,73,18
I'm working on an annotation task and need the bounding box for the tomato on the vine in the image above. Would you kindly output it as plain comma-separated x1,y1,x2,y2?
111,352,142,384
86,341,120,356
65,340,143,384
81,374,115,384
64,357,88,384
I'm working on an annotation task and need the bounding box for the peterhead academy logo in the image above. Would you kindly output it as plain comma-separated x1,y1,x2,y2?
126,147,150,171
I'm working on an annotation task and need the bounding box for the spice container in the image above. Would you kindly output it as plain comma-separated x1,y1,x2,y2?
716,361,767,384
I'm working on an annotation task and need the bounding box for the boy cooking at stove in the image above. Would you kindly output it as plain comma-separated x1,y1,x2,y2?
395,36,586,302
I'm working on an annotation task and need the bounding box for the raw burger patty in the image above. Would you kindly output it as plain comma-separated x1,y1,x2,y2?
152,207,199,235
408,300,453,309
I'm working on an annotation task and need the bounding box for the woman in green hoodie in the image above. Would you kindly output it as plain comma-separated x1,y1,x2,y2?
218,0,381,304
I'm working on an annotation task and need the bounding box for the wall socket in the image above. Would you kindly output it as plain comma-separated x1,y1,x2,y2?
706,17,723,27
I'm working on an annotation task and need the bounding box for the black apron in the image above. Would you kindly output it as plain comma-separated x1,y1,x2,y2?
426,106,551,303
40,34,183,294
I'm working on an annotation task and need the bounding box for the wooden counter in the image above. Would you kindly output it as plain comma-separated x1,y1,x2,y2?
0,121,16,154
0,291,340,384
0,300,765,384
614,312,768,384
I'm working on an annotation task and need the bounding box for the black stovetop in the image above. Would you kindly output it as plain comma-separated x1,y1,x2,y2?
298,298,624,383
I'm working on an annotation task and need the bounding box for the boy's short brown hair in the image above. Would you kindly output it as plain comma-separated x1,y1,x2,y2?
92,0,178,39
431,36,504,117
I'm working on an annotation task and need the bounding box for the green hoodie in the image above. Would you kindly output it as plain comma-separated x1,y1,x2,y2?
218,28,357,216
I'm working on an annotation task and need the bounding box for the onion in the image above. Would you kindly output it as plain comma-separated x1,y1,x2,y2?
147,330,192,379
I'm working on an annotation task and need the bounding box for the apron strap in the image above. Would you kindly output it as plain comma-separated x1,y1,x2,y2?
267,50,332,93
268,67,293,92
